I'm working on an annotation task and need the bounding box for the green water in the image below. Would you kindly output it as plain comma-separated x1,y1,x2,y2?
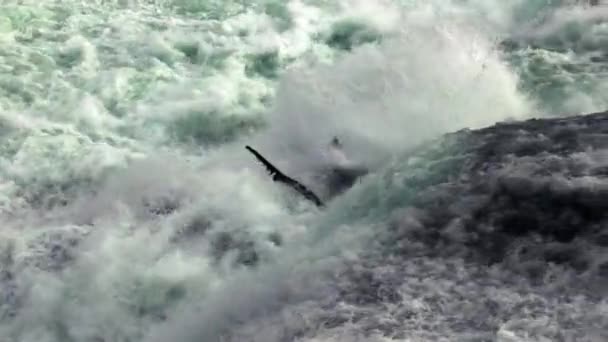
0,1,606,341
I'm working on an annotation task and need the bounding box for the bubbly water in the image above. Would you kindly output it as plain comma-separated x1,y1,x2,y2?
0,1,607,341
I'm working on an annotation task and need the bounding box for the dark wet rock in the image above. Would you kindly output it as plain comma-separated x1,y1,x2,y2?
364,110,608,280
220,112,608,340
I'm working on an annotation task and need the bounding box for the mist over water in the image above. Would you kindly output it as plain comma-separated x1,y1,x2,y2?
0,1,607,341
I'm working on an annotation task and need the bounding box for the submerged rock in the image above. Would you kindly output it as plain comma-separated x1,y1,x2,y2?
370,110,608,285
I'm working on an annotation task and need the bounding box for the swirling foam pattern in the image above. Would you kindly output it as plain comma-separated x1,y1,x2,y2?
0,1,606,341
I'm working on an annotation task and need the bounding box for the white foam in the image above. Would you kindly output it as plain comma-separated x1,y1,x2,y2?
0,1,604,341
258,13,532,176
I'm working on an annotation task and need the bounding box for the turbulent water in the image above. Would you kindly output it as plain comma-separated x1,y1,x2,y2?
1,0,607,341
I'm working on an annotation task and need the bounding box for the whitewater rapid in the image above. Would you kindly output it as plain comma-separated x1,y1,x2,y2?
0,1,607,341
